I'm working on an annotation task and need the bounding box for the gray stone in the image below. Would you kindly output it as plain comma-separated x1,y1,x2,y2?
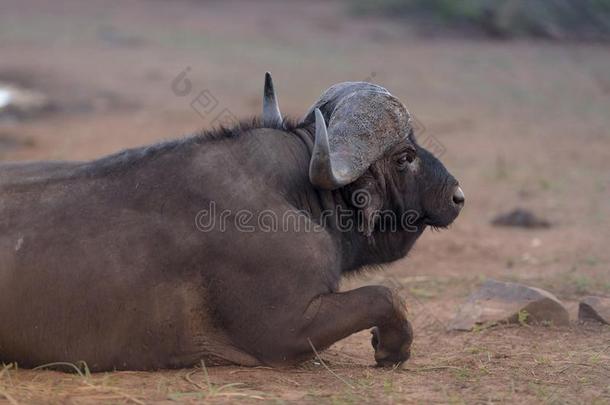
448,279,569,331
0,83,52,120
491,208,551,229
578,296,610,324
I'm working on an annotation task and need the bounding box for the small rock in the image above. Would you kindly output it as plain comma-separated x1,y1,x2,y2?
0,82,53,120
578,296,610,324
448,279,569,331
491,208,551,229
97,26,147,48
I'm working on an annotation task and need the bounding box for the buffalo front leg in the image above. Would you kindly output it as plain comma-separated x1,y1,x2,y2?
294,285,412,367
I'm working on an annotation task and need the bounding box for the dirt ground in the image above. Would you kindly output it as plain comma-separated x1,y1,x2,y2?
1,0,609,403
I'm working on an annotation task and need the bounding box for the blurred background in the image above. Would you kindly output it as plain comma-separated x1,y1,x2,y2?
1,0,609,402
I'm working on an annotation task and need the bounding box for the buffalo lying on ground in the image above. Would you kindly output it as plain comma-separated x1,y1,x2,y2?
0,73,464,371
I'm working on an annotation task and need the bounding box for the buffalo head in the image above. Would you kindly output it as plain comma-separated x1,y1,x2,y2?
300,81,464,238
262,74,463,243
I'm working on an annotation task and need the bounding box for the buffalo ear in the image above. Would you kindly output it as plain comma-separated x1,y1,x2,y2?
346,175,384,239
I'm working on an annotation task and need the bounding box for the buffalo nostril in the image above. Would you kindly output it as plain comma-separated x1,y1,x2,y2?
452,186,465,206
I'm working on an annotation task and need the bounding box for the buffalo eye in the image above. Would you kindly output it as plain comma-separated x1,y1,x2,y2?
395,147,416,169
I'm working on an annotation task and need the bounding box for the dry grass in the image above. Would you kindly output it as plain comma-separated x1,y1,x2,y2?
1,321,609,403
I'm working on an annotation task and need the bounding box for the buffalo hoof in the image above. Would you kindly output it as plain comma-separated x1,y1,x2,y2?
370,324,412,367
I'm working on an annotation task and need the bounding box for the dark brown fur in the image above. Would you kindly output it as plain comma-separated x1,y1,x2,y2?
0,118,461,371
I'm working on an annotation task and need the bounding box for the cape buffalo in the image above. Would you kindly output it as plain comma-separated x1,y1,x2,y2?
0,73,464,371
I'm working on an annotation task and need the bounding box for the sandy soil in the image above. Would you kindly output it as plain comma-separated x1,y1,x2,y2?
1,0,609,403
